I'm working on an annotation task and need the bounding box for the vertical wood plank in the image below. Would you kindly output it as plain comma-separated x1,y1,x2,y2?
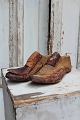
77,3,80,70
24,0,39,64
9,0,18,67
0,0,9,77
51,0,79,68
24,0,49,64
38,0,49,55
9,0,24,67
17,0,24,66
51,0,63,53
61,0,79,68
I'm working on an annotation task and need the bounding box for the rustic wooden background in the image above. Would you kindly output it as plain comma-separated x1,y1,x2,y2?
0,0,80,76
0,1,80,120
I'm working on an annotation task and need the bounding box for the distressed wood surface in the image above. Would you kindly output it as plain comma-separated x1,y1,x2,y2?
16,93,80,120
0,0,49,81
17,0,24,67
2,68,80,107
50,0,63,53
0,0,80,72
9,0,18,67
9,0,24,67
2,68,80,120
51,0,79,68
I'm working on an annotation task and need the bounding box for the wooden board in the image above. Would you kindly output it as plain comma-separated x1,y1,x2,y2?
24,0,49,64
51,0,79,68
2,68,80,107
0,0,9,77
2,68,80,120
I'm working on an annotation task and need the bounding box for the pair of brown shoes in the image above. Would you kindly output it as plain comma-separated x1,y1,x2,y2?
6,51,71,84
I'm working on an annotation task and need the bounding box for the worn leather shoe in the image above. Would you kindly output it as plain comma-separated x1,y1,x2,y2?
6,51,49,81
30,55,71,84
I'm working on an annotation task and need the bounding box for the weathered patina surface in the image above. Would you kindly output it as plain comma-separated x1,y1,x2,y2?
2,68,80,120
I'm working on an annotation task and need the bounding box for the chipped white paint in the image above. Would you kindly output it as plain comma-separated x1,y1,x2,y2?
1,1,80,120
9,0,49,66
17,0,24,66
16,94,80,120
1,1,49,119
51,0,79,68
2,68,80,120
9,0,18,67
9,0,24,67
0,0,80,71
51,0,63,53
1,0,80,71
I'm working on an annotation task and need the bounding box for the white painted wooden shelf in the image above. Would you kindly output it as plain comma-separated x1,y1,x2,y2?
0,88,5,120
1,68,80,120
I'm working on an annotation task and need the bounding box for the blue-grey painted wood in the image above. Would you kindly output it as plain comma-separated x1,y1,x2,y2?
38,0,49,55
61,0,79,68
0,0,9,77
24,0,39,64
24,0,49,64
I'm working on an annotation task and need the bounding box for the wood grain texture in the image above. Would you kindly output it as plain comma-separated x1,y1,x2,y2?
50,0,63,53
9,0,24,67
16,93,80,120
17,0,24,67
9,0,18,67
